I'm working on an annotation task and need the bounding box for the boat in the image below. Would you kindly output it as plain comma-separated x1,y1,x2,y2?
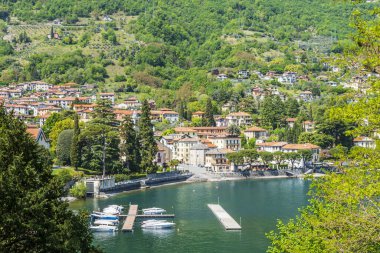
102,205,124,215
90,224,118,232
94,219,119,226
141,220,175,229
91,211,119,220
142,207,166,215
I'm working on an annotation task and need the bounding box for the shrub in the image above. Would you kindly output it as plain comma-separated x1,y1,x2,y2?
69,181,87,199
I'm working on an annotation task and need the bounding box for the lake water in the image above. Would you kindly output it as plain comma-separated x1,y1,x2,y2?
70,178,310,253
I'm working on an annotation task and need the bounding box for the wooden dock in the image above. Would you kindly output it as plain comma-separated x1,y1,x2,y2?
121,205,138,232
208,204,241,230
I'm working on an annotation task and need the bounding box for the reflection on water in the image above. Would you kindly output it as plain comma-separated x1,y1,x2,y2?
141,228,176,238
71,179,310,253
93,231,118,241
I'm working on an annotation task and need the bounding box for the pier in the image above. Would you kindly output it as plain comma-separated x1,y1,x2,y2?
121,205,138,232
208,204,241,230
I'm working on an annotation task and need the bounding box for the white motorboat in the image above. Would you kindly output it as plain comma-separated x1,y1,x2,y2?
91,211,119,220
103,205,123,215
142,207,166,215
90,224,118,232
141,220,175,229
94,219,119,226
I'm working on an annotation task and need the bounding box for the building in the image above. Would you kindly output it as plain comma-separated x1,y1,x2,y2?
192,111,205,119
99,93,115,104
286,118,297,128
226,112,252,127
217,74,228,81
238,70,250,79
302,121,315,133
205,149,234,172
208,135,241,151
257,142,288,153
173,137,200,163
189,143,210,166
298,91,313,102
244,126,268,140
26,126,50,149
174,127,197,137
282,143,321,163
353,136,376,149
278,72,297,84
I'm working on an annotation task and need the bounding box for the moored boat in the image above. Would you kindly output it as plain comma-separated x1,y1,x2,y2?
91,211,119,220
94,219,119,226
142,207,166,215
90,224,118,232
141,220,175,229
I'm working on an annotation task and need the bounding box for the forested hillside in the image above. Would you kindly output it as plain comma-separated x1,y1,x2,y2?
0,0,377,109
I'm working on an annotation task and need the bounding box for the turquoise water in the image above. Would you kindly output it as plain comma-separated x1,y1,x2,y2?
70,178,310,253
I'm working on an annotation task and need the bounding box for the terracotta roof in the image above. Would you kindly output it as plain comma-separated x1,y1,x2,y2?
282,143,320,150
245,126,267,132
26,126,40,139
227,112,251,116
286,118,297,122
257,142,288,147
174,127,197,132
192,111,205,115
353,136,374,142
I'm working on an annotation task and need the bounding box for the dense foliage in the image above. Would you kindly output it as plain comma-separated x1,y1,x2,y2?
0,106,100,252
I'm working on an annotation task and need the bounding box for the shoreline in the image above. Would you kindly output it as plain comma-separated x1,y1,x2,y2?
80,173,326,201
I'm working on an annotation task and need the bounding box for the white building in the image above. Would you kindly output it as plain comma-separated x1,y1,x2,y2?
208,135,241,151
226,112,252,127
353,136,376,149
244,126,268,140
278,72,297,84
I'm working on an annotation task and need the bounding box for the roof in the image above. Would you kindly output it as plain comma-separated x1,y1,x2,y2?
192,111,205,115
205,148,234,155
174,127,196,132
26,126,40,139
245,126,267,132
353,136,374,142
282,143,320,150
257,142,288,147
227,112,251,117
178,137,199,142
190,143,209,150
286,118,297,122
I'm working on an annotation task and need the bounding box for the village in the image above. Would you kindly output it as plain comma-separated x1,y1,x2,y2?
1,67,377,176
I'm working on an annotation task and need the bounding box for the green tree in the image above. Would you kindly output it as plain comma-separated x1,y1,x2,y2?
261,95,284,129
227,124,241,136
120,116,141,173
227,152,245,170
273,151,286,169
80,100,121,175
259,151,274,167
49,118,74,153
56,129,74,165
202,97,216,127
241,149,259,169
298,132,334,149
284,98,300,118
0,106,100,252
298,149,313,168
285,152,300,169
70,113,81,170
138,99,158,173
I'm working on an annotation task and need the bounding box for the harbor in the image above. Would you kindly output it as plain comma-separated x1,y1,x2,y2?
71,178,310,253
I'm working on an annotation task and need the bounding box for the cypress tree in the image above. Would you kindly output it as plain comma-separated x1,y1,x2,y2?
50,26,54,39
70,113,80,170
138,100,158,174
203,98,216,127
120,115,141,173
